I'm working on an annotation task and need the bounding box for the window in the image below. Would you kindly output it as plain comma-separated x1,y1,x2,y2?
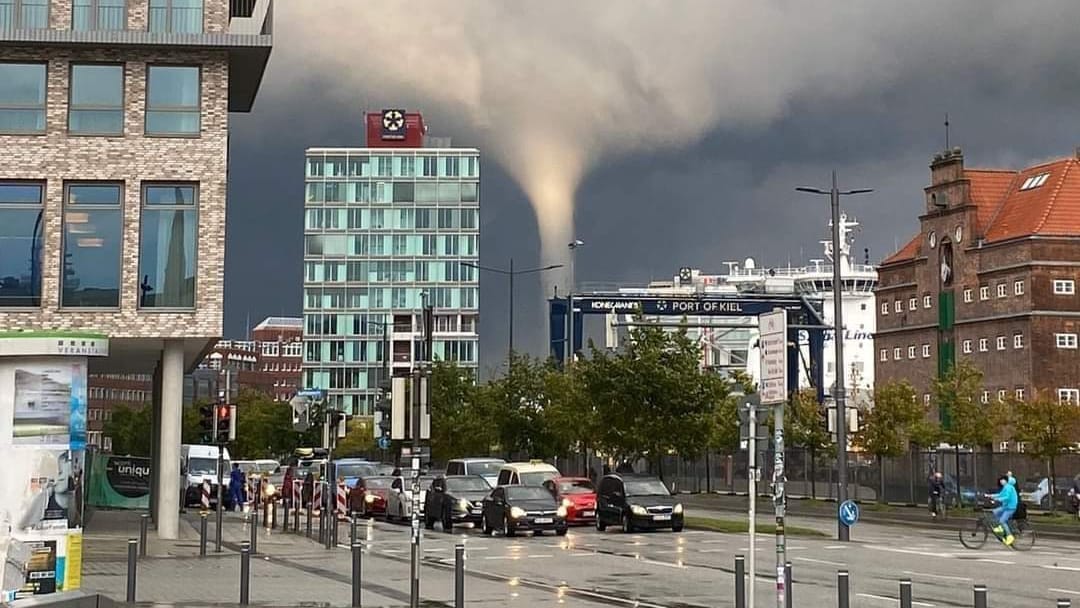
0,62,46,133
923,394,931,404
879,348,887,362
978,338,988,352
73,0,126,30
62,184,123,307
0,182,44,307
1014,280,1024,296
1058,388,1079,404
421,156,437,177
922,344,930,358
997,389,1006,403
962,339,972,354
1013,333,1024,349
923,295,931,309
996,283,1006,298
0,0,48,29
69,64,124,135
907,345,916,359
963,288,972,303
1056,333,1078,349
894,300,901,313
139,184,197,308
146,65,200,135
881,301,888,315
980,391,989,405
1015,388,1025,401
1019,172,1050,190
979,286,989,301
908,297,917,311
1053,279,1075,295
996,336,1006,351
148,0,202,33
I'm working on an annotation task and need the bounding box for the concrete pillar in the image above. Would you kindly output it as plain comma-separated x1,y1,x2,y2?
156,340,184,539
150,360,162,521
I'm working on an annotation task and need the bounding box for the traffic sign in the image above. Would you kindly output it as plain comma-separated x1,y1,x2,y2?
758,310,787,405
377,436,391,450
296,388,326,400
838,500,860,527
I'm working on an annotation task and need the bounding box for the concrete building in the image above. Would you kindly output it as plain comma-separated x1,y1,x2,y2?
876,148,1080,435
0,0,272,539
303,110,480,415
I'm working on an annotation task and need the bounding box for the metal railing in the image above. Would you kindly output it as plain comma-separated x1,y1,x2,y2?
72,3,126,31
0,0,48,30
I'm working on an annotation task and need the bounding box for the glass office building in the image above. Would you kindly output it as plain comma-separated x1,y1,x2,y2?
303,144,480,415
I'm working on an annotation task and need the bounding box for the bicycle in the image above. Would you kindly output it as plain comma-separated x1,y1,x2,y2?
958,499,1035,551
929,491,947,521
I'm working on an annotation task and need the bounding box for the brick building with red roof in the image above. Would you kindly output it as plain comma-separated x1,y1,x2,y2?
876,147,1080,435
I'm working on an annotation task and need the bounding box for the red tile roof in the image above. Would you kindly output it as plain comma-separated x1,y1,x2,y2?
883,155,1080,265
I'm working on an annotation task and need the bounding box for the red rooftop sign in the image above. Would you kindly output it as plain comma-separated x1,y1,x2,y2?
366,110,426,147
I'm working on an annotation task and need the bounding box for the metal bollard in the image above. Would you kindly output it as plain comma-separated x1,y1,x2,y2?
900,578,912,608
837,570,849,608
126,539,137,602
305,501,312,538
271,500,278,529
240,541,251,605
331,510,339,548
139,513,149,558
352,542,363,608
351,512,358,545
734,555,746,608
455,544,465,608
973,584,987,608
785,561,792,608
200,513,208,557
319,508,326,545
250,509,258,554
283,499,290,532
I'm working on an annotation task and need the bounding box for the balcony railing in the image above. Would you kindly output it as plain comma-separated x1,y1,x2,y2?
148,2,202,34
72,2,126,31
0,0,48,30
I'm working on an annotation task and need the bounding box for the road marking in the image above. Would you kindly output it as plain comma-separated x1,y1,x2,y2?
902,570,972,582
702,539,729,544
976,558,1014,565
825,545,847,550
867,546,953,559
699,549,728,553
858,592,934,607
526,555,554,559
1049,588,1080,597
1042,565,1080,572
794,557,844,567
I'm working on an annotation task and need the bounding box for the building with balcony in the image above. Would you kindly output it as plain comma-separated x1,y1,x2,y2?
0,0,272,539
876,148,1080,437
303,110,480,415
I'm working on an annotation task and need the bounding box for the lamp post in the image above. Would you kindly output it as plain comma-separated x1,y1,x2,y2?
796,171,872,543
460,260,562,365
567,240,585,364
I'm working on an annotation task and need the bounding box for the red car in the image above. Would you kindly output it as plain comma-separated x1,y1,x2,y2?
544,477,597,524
348,476,394,518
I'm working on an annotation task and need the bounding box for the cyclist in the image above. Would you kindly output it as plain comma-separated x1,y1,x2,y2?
928,471,946,518
987,473,1019,546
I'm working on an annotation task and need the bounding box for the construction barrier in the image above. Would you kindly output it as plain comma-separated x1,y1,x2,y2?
200,478,211,510
312,481,323,515
336,482,348,521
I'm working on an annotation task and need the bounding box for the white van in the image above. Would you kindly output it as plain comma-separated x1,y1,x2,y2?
181,444,231,507
445,458,505,487
495,461,560,487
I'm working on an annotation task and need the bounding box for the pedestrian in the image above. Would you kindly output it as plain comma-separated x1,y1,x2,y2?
303,470,314,509
229,463,245,512
928,471,945,518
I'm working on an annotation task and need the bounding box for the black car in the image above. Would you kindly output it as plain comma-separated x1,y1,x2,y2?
596,474,683,533
424,475,491,531
481,485,568,537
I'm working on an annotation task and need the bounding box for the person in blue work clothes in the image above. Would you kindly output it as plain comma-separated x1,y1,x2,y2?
987,472,1018,546
229,463,246,512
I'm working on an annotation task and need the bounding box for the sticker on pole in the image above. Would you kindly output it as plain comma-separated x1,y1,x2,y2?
838,500,859,527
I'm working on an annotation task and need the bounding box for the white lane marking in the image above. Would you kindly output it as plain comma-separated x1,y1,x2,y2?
977,558,1014,565
527,555,554,559
867,545,954,559
794,557,845,567
702,539,729,544
1049,588,1080,596
699,549,728,553
903,570,972,582
825,545,847,550
1043,565,1080,572
858,592,934,607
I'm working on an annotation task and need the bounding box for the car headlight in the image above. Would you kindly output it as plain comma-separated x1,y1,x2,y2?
365,494,376,503
510,506,527,519
630,505,647,516
561,498,573,508
673,503,683,514
458,499,471,511
557,505,568,518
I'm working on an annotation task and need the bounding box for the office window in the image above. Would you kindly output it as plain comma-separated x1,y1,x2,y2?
907,345,916,359
921,344,930,358
1053,279,1075,295
980,391,989,405
148,0,202,33
962,339,972,354
0,182,44,307
997,389,1006,403
892,347,901,360
908,297,917,311
1013,333,1023,349
139,184,197,308
62,184,122,307
894,300,901,313
996,283,1006,298
0,62,46,134
1056,333,1078,349
880,301,888,315
1014,280,1024,296
0,0,48,29
923,295,931,309
1058,388,1079,404
963,288,972,303
421,156,437,177
146,65,200,135
978,338,988,352
979,286,989,300
1015,388,1025,401
879,348,887,362
73,0,126,30
69,64,124,135
996,336,1006,351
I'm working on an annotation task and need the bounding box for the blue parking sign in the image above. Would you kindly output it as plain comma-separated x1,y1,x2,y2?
838,500,860,527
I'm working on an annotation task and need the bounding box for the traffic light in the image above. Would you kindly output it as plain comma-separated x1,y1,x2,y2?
198,405,214,443
215,404,234,443
375,392,392,440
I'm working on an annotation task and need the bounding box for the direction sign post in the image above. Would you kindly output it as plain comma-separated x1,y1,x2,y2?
838,500,860,528
759,309,788,608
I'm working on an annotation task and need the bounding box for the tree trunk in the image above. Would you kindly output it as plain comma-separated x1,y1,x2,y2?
908,447,916,505
955,447,962,507
1049,456,1058,514
810,445,817,500
878,454,885,504
705,451,712,493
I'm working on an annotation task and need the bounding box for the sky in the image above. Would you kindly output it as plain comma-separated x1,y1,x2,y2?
223,0,1080,374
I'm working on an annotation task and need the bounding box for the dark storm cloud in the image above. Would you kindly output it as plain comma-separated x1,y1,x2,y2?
225,0,1080,366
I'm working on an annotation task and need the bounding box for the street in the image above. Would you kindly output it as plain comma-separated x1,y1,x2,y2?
79,508,1080,607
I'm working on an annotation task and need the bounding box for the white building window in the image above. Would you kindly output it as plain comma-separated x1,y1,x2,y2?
979,338,988,352
962,339,972,354
980,286,989,301
880,348,888,362
963,288,973,303
981,391,990,404
1059,388,1080,404
997,283,1007,298
881,302,889,315
997,389,1007,402
1053,279,1075,295
996,336,1006,351
894,300,902,313
1056,333,1078,349
1014,280,1024,296
923,394,931,404
893,347,902,360
1014,333,1024,349
908,345,916,359
909,297,917,311
923,295,932,309
1015,388,1025,401
922,344,931,358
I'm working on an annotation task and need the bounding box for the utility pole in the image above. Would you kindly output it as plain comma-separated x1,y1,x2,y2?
408,297,433,608
215,369,229,553
748,404,758,608
773,397,786,608
567,239,584,365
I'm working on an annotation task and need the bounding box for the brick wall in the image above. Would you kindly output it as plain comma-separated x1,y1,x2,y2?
0,46,229,339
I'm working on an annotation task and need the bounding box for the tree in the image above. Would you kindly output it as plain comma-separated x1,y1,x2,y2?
335,417,376,458
934,360,1003,449
231,389,314,459
786,389,833,499
1007,394,1080,512
857,380,922,503
429,360,497,460
104,404,152,456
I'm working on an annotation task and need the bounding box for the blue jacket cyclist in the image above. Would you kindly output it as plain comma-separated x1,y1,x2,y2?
989,474,1018,545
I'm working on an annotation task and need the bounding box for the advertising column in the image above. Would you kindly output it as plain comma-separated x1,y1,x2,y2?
0,333,108,601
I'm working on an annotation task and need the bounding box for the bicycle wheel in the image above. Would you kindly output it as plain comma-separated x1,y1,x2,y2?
959,519,988,549
1010,520,1035,552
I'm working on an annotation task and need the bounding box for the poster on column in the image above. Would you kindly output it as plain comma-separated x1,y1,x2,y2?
12,450,84,532
12,365,72,448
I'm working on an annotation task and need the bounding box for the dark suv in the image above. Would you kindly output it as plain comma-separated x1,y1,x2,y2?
596,474,683,533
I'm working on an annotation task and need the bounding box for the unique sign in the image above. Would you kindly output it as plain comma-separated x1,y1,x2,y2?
758,310,788,405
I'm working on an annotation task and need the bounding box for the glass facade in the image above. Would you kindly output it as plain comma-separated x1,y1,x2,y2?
0,62,46,134
138,184,197,308
62,183,123,307
146,65,200,135
302,148,480,414
0,182,44,307
69,64,124,135
72,0,126,31
0,0,48,30
148,0,202,34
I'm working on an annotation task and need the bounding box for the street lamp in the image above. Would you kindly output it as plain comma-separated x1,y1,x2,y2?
796,171,872,543
566,240,585,364
459,260,563,365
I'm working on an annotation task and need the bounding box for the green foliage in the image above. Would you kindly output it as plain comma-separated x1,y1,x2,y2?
335,417,376,457
934,360,1003,448
429,360,498,460
103,404,152,456
786,389,833,453
856,380,925,458
1006,395,1080,464
231,389,317,459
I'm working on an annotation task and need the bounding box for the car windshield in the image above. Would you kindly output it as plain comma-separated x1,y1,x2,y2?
188,458,217,476
363,477,393,489
558,479,594,494
519,471,558,486
624,479,671,497
467,462,503,476
506,486,554,501
447,477,490,492
337,463,377,478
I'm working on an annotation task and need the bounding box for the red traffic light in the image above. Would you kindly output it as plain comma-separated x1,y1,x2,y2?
217,405,230,420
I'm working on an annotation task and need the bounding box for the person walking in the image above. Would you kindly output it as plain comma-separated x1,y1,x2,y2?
229,463,246,512
928,471,946,518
